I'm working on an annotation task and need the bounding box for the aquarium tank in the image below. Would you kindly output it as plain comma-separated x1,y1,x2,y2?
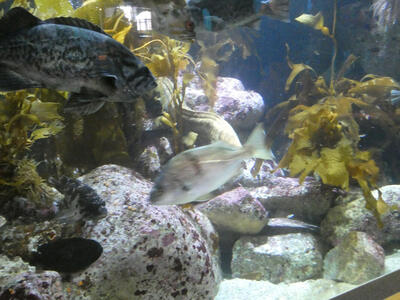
0,0,400,299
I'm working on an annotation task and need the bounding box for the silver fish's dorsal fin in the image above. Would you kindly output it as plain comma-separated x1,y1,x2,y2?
0,7,43,36
45,17,108,35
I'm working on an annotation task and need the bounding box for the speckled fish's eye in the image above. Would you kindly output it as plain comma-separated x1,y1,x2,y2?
185,20,195,31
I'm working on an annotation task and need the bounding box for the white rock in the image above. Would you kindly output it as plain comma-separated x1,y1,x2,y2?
323,231,385,284
321,185,400,246
231,233,323,283
215,278,355,300
69,165,221,300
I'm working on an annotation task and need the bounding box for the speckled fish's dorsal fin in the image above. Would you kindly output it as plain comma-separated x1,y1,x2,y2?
45,17,108,35
0,7,43,36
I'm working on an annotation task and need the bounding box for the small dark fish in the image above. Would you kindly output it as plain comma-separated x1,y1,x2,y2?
50,176,107,223
188,0,291,32
0,7,157,115
30,237,103,273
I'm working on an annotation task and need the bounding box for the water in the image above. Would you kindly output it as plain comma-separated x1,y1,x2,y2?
0,0,400,299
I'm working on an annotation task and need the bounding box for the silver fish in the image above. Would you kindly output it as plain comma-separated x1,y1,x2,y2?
0,7,157,115
150,123,275,205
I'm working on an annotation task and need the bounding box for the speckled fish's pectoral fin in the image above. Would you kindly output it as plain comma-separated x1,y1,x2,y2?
63,100,105,115
88,63,119,92
0,67,42,91
63,92,106,115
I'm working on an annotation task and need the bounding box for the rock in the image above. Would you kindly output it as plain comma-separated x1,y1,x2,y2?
323,231,385,284
0,255,65,300
214,84,264,131
0,184,62,222
384,247,400,274
0,221,64,261
196,187,269,234
136,145,161,179
249,177,335,223
321,185,400,246
229,158,279,189
0,255,34,287
215,278,355,300
0,272,65,299
69,164,221,300
216,77,245,92
185,77,265,131
337,1,399,80
231,233,323,283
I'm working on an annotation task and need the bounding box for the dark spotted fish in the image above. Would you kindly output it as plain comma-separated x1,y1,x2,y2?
30,237,103,273
0,7,157,115
50,176,107,223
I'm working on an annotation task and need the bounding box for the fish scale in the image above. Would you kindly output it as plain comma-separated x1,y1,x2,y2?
1,25,102,78
0,7,156,115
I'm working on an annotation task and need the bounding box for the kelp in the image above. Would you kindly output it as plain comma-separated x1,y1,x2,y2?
272,0,399,226
193,28,262,109
133,36,195,153
0,90,64,205
0,0,146,201
34,0,73,18
0,0,150,175
9,0,130,38
72,0,123,28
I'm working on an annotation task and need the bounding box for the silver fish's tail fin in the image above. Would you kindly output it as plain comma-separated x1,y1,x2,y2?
245,123,276,162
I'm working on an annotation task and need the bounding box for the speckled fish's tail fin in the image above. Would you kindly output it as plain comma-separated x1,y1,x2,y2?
260,0,290,22
245,123,276,162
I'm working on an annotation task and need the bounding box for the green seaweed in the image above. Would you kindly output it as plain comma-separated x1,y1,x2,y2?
133,36,195,153
0,90,64,206
269,0,399,227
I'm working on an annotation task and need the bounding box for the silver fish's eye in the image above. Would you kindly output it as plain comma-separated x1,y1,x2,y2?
181,184,190,191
